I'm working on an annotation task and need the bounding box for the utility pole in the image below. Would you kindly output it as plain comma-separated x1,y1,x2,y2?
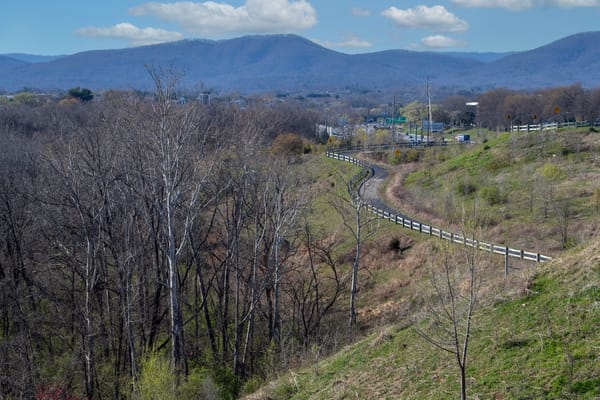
392,96,396,145
427,77,433,144
466,101,480,137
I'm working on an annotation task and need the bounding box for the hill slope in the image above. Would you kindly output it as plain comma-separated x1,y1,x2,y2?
251,238,600,399
247,128,600,399
1,32,600,92
473,31,600,88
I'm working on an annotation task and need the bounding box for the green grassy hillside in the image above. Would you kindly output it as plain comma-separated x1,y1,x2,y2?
250,239,600,399
246,129,600,399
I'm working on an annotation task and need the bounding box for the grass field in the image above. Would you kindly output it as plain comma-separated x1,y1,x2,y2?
246,128,600,399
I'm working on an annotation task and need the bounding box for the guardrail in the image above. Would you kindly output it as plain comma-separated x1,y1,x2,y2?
326,150,552,265
510,121,597,132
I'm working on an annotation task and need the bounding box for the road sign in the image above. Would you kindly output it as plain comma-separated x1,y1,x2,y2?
385,117,406,124
554,106,561,114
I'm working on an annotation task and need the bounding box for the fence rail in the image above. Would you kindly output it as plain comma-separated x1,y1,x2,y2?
510,120,597,132
326,150,552,264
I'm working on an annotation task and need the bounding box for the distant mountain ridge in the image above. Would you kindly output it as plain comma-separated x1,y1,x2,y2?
1,32,599,93
4,54,65,64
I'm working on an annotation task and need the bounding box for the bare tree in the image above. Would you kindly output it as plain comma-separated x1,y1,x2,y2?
413,233,483,400
554,197,572,249
142,67,215,374
0,133,38,399
330,167,379,330
292,222,347,346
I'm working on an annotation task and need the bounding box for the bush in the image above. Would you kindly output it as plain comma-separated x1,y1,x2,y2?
540,162,566,181
211,368,240,400
388,148,421,165
241,377,264,396
388,237,401,253
67,87,94,102
130,354,235,400
271,132,305,156
480,185,506,205
35,385,80,400
130,353,177,400
179,368,221,400
456,179,477,196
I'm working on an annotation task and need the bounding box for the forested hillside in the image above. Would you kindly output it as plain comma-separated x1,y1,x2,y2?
0,76,346,399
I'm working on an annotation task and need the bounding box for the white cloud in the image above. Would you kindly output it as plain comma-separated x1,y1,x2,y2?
76,23,183,46
451,0,600,9
352,7,371,17
420,35,466,48
450,0,534,10
381,5,469,32
317,35,372,49
545,0,600,7
129,0,317,36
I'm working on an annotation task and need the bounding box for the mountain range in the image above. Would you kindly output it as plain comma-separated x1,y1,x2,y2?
1,31,599,94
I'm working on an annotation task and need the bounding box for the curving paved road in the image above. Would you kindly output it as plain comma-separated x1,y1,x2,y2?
358,160,414,222
329,150,552,263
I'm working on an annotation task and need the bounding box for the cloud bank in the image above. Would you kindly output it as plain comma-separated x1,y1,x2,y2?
451,0,600,10
381,5,469,32
129,0,317,36
77,23,183,46
317,35,372,50
420,35,466,48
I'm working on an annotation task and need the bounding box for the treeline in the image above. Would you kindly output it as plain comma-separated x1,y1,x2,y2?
0,77,349,399
436,84,600,130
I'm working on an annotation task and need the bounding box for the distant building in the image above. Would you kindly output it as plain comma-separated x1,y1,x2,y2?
197,92,211,105
422,121,444,133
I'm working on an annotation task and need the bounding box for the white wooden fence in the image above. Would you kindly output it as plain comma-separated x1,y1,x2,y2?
510,121,594,132
326,150,552,265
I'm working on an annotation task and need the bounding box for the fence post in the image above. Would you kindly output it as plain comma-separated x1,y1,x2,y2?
504,247,509,277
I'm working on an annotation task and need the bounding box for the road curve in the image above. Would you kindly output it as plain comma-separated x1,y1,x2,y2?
327,150,553,263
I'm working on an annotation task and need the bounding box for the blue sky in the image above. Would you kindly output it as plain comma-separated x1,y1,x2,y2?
2,0,600,55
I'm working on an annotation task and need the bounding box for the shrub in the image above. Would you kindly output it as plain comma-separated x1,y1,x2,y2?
406,148,421,162
211,368,240,400
456,178,477,196
388,237,401,253
241,377,264,396
388,149,403,165
67,87,94,102
179,368,221,400
271,132,305,156
130,353,177,400
388,148,421,165
480,185,506,205
35,385,80,400
540,162,566,181
130,354,234,400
